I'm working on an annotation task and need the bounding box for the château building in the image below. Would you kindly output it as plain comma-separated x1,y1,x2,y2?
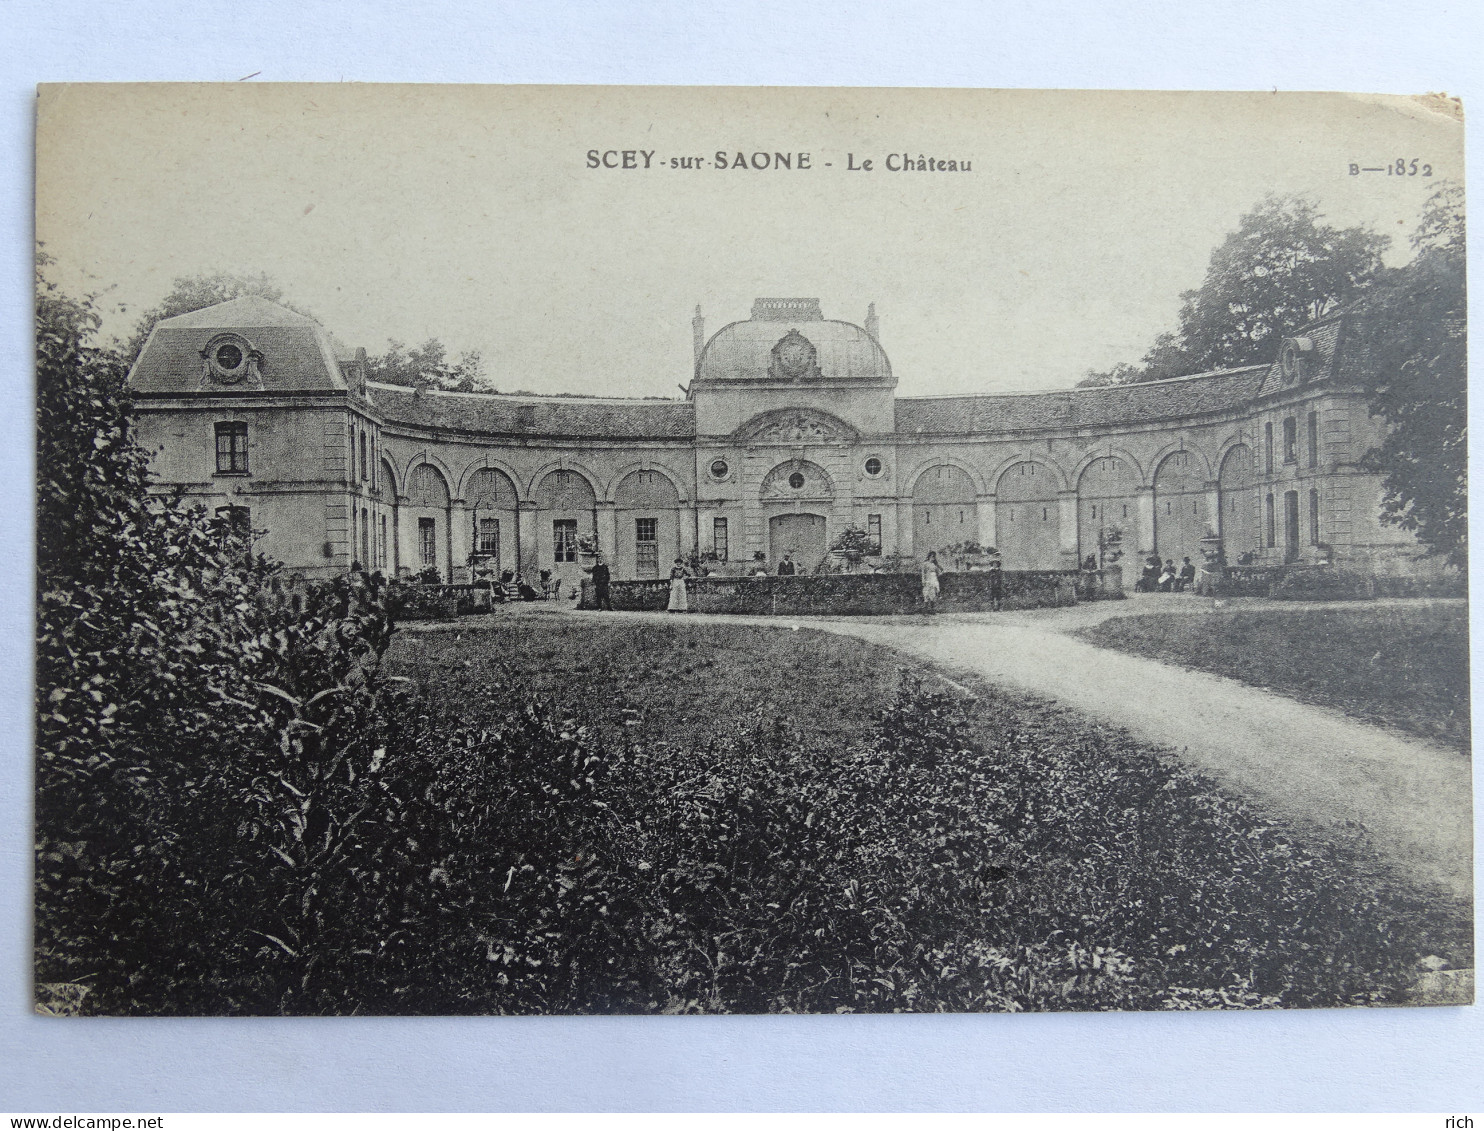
126,294,1424,589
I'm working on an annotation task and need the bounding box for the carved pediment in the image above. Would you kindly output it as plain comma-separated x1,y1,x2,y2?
738,408,856,445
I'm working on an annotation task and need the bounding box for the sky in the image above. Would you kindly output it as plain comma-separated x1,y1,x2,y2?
37,85,1462,398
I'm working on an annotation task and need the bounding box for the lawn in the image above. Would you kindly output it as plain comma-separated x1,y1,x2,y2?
376,613,1471,1013
1077,602,1471,751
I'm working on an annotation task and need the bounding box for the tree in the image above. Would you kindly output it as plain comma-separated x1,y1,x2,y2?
1354,183,1467,566
1088,195,1389,384
121,271,310,362
365,338,491,392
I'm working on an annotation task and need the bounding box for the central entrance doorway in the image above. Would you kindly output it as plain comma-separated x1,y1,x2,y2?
769,512,828,573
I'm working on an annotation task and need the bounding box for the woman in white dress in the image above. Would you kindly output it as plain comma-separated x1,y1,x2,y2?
920,550,943,609
667,558,691,613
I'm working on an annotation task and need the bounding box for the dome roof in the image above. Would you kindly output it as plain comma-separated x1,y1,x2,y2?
695,298,892,385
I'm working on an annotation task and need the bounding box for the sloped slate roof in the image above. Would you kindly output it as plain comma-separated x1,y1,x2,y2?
128,297,347,394
372,383,696,439
895,365,1270,435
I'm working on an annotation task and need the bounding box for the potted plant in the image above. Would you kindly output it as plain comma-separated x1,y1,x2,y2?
829,525,877,570
576,531,600,571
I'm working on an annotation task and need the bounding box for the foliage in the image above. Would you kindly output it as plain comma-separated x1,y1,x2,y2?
366,338,490,393
36,266,1464,1014
121,270,308,362
829,525,879,554
1081,195,1387,385
1353,183,1468,566
1080,604,1471,751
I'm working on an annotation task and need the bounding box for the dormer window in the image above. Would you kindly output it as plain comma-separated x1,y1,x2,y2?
202,333,258,386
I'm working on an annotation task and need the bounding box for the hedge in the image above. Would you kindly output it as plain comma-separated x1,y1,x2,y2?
580,570,1079,615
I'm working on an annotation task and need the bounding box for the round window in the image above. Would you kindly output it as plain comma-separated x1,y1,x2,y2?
864,456,882,476
788,471,805,489
215,343,244,371
710,458,729,479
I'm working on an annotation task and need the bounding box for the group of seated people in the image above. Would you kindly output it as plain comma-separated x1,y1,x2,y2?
1135,553,1197,593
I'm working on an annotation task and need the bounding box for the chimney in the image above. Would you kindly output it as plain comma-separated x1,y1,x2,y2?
865,302,879,340
692,305,705,363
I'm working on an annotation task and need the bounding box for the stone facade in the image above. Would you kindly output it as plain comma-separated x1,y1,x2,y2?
126,295,1428,588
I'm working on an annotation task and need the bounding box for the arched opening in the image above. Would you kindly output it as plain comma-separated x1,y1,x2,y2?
380,458,399,574
1153,451,1209,568
769,513,828,573
1076,455,1139,565
1218,445,1259,563
534,468,596,589
614,469,683,579
913,465,979,564
466,467,520,579
995,461,1059,570
408,463,452,581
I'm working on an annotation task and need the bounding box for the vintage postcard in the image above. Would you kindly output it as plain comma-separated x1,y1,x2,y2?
33,85,1469,1016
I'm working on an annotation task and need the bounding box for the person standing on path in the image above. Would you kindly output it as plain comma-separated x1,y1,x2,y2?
591,555,612,610
921,550,943,610
667,557,691,613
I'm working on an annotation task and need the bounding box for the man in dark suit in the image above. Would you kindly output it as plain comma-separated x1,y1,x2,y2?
776,553,796,576
591,556,613,610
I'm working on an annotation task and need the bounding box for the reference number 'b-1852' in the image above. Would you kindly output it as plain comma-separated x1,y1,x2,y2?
1350,159,1433,176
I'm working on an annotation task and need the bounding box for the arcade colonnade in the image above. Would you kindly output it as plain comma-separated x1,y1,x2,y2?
359,429,1288,586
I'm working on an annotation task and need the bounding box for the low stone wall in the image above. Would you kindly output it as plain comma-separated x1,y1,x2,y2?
579,570,1080,615
1218,565,1466,600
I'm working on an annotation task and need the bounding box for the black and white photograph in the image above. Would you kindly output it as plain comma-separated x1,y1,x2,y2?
32,84,1470,1019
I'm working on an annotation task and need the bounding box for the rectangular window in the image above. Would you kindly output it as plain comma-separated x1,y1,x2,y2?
867,513,882,550
1264,493,1275,548
635,517,659,578
360,431,369,480
1307,411,1319,469
360,510,370,566
1264,422,1274,475
1283,417,1298,464
712,517,728,561
478,517,500,558
1309,488,1321,545
215,422,249,474
553,519,578,563
380,515,388,569
418,517,437,567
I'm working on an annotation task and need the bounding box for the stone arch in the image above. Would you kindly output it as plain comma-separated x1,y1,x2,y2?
402,452,457,500
378,456,401,498
612,467,686,581
994,459,1063,570
602,460,690,505
457,455,525,502
532,465,598,587
1074,450,1142,564
405,461,453,581
1148,439,1213,483
1218,443,1260,561
911,463,980,561
760,458,835,502
1069,444,1147,488
903,456,987,497
985,450,1070,495
407,461,451,507
525,459,603,503
1152,448,1211,565
463,465,521,577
